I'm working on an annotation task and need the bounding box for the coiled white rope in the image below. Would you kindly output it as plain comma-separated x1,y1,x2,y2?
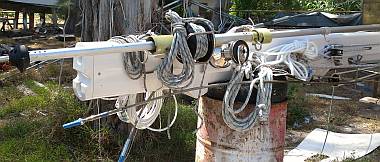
223,62,260,131
157,10,210,88
256,40,318,81
108,35,147,80
223,40,318,131
115,91,178,131
115,91,162,129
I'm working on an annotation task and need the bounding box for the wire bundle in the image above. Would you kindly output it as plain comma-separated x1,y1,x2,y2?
109,36,146,80
223,40,318,131
115,91,178,131
157,10,210,88
223,61,260,131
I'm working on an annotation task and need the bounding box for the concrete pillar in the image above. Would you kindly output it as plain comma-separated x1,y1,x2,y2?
363,0,380,24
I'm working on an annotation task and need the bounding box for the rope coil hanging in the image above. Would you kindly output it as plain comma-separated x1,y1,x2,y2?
223,39,318,131
108,36,147,80
157,10,213,89
115,91,178,132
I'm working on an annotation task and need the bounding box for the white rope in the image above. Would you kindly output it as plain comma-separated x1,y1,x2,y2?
116,91,163,129
147,95,178,132
256,40,318,81
115,92,178,132
223,40,318,131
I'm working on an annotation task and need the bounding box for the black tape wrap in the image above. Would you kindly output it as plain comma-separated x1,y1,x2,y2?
176,21,214,63
188,21,214,62
9,45,30,72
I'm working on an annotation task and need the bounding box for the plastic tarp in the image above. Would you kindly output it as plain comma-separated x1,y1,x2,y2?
267,12,362,28
284,128,380,162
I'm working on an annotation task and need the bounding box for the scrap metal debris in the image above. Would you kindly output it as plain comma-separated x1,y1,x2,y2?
306,93,351,100
360,97,380,105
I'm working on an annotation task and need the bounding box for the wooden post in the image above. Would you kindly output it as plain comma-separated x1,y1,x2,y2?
363,0,380,24
52,8,58,26
78,0,159,153
40,13,46,26
14,11,19,29
29,12,34,30
373,77,379,97
22,10,27,31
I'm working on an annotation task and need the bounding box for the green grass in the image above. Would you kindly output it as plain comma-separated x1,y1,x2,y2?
0,76,199,161
0,79,101,161
0,119,71,161
286,83,310,127
128,99,198,162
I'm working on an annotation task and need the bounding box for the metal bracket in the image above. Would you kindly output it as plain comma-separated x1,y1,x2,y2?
146,35,173,56
252,28,272,44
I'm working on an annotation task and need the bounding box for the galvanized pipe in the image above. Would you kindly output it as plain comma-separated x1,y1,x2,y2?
29,41,155,61
0,24,379,63
271,24,380,38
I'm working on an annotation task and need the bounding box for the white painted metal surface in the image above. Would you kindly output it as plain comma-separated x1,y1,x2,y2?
72,31,380,101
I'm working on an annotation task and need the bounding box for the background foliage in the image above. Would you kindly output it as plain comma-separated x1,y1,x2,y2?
230,0,362,21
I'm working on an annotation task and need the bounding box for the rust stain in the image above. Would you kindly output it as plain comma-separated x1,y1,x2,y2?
196,97,287,162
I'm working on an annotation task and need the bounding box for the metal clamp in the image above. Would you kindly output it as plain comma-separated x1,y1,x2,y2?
145,35,173,56
252,28,272,44
251,28,272,51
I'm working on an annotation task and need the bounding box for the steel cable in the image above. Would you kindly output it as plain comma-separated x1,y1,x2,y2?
222,40,318,131
108,36,147,80
157,11,211,88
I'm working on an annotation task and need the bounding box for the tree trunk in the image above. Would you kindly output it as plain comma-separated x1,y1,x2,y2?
210,0,230,29
81,0,158,41
64,0,80,34
79,0,159,151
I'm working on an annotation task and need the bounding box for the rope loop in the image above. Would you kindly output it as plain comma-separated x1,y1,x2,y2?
157,10,213,89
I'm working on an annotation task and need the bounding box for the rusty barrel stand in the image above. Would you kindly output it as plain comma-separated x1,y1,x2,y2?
195,81,287,162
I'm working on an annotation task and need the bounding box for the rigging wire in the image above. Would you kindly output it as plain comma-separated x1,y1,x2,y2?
108,36,147,80
157,10,211,89
218,0,223,31
59,0,71,87
222,39,319,131
321,85,336,154
66,77,373,128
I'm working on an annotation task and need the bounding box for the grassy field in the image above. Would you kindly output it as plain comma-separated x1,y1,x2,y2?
0,62,198,161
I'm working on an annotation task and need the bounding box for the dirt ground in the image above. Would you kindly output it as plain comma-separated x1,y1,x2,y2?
285,79,380,161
